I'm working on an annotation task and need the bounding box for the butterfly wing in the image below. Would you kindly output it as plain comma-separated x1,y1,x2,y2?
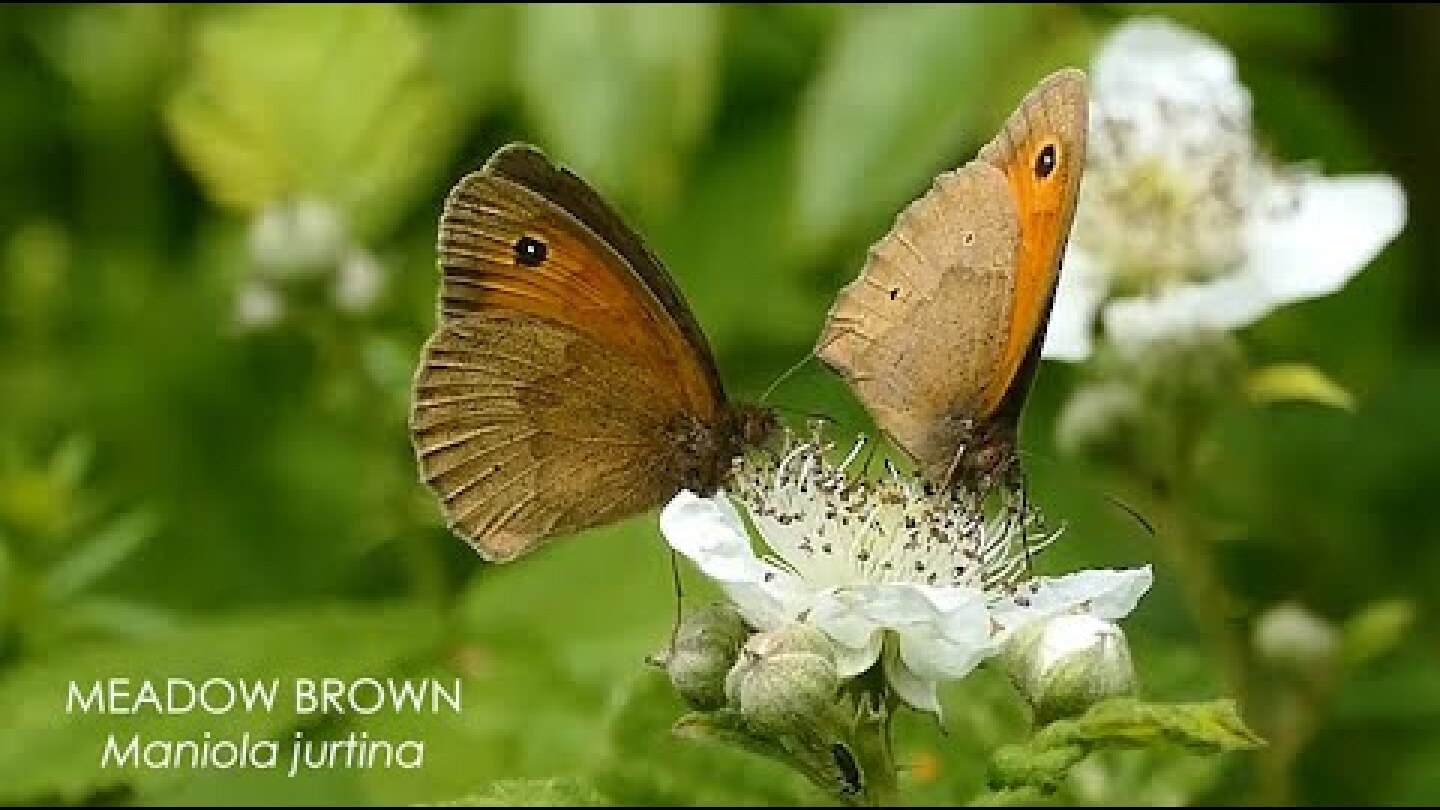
816,164,1021,482
411,146,727,561
816,69,1087,484
974,69,1088,423
482,144,727,395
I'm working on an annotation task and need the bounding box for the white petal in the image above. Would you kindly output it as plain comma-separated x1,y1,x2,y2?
1244,174,1405,307
1042,247,1109,362
860,584,995,681
883,643,942,717
1093,17,1248,131
992,566,1153,636
660,491,811,629
1102,175,1405,346
808,589,884,676
833,631,884,681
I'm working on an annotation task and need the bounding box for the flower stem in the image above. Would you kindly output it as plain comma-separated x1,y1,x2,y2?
1145,494,1249,706
850,697,898,806
843,665,899,806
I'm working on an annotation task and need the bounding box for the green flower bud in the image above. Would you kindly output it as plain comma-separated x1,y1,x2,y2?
1253,602,1338,674
1003,614,1137,725
1130,329,1245,412
659,602,750,710
726,623,839,736
1055,380,1147,467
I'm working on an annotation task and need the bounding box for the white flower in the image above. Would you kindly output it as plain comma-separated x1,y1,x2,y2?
334,249,385,313
661,431,1152,716
248,198,346,279
1044,17,1406,362
233,280,284,330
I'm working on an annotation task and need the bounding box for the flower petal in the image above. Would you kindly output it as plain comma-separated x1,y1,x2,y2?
992,566,1153,636
1245,174,1405,306
857,584,995,681
883,642,943,717
660,491,811,629
1043,247,1109,362
808,589,883,678
1102,175,1405,346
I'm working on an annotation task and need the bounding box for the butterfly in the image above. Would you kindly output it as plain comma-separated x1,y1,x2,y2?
410,144,776,562
816,68,1088,495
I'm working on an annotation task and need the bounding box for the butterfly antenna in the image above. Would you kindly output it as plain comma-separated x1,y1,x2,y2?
1015,447,1156,537
760,348,817,404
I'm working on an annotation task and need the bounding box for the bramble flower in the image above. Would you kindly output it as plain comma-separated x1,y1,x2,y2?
661,429,1152,716
1044,17,1406,361
233,198,386,330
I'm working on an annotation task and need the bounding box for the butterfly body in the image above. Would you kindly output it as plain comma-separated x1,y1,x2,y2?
411,144,774,562
817,69,1088,493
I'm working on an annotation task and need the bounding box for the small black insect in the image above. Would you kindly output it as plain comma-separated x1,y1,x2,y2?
832,742,863,796
514,235,547,267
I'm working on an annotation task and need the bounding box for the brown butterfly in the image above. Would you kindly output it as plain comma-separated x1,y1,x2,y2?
410,144,776,562
816,68,1088,495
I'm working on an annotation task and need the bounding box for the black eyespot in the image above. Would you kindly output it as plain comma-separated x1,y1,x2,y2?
1034,143,1057,179
514,236,547,267
888,288,900,300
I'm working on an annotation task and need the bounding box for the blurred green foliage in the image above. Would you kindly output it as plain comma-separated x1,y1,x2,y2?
0,3,1436,805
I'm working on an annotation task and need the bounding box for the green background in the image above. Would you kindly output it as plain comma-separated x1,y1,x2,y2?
0,3,1435,805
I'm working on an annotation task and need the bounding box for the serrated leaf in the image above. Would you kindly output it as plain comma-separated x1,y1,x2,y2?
164,4,460,239
1044,698,1266,754
987,698,1263,794
795,4,1043,255
1246,363,1356,412
1341,598,1416,669
516,4,721,219
0,603,442,803
426,778,608,806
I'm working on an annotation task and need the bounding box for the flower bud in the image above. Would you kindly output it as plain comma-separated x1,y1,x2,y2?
1003,614,1137,724
659,602,750,710
725,622,839,735
1055,380,1146,468
1252,602,1338,674
248,198,346,281
1130,329,1245,411
334,249,385,313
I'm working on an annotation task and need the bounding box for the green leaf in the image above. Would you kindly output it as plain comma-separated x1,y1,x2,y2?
417,4,517,121
163,4,460,238
1246,363,1357,412
1046,698,1265,753
1341,598,1416,669
0,603,442,803
985,698,1263,796
424,778,608,806
516,4,721,219
44,509,156,602
795,4,1044,256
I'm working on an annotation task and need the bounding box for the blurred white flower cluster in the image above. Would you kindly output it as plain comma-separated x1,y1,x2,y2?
1044,17,1406,361
234,198,385,330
